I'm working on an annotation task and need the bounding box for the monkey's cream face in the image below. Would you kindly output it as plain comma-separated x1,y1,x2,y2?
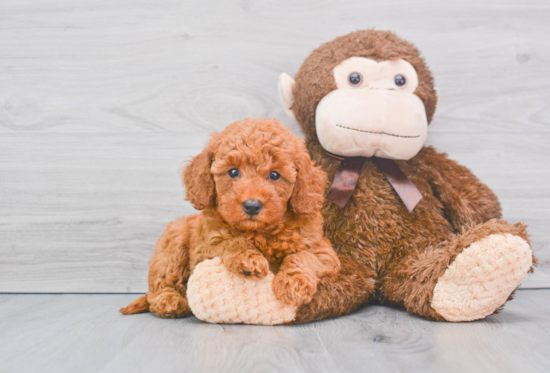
278,57,430,161
315,57,428,160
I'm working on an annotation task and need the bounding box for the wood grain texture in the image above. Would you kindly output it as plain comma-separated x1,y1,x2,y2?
0,290,549,373
0,0,549,292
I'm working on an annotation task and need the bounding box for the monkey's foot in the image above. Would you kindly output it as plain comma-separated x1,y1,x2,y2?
187,257,296,325
431,233,532,322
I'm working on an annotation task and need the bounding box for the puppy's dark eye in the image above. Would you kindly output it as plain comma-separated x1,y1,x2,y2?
228,168,240,178
348,72,362,86
394,75,406,87
269,171,281,181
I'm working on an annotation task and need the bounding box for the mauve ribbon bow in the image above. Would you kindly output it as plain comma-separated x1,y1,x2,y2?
325,155,423,212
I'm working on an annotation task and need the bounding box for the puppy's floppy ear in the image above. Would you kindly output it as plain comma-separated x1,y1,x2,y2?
183,142,215,210
290,139,327,215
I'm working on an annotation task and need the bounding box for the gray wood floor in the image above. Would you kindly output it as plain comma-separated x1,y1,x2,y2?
0,290,549,373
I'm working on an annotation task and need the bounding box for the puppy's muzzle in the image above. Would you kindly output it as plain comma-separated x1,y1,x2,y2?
242,199,263,217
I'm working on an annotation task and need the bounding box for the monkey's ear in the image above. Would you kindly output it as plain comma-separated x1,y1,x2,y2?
432,87,439,118
183,145,215,210
278,73,296,119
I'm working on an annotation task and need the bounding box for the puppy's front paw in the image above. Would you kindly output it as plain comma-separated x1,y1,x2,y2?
148,291,191,319
272,270,318,306
223,250,269,279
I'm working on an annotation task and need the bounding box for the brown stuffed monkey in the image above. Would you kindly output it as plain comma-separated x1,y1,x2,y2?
276,29,536,323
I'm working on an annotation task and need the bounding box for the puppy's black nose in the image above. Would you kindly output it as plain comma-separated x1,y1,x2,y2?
242,199,263,216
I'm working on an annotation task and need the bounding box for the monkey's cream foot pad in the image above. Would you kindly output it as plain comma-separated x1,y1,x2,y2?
432,233,533,322
187,257,296,325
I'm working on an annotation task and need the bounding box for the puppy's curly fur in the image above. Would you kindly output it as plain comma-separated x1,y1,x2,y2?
121,118,340,318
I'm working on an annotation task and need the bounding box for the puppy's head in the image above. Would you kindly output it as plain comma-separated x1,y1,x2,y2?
183,118,326,231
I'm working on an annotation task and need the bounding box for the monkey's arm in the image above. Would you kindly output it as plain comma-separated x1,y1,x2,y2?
419,146,502,230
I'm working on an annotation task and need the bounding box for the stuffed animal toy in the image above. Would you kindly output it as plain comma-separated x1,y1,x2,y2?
183,30,537,324
120,118,340,325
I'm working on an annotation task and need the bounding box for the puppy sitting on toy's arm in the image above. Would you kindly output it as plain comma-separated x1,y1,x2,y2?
120,118,340,325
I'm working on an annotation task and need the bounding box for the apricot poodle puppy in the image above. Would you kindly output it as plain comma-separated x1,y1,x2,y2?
121,118,340,318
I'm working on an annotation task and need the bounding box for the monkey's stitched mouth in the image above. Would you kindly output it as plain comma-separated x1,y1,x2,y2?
336,124,421,138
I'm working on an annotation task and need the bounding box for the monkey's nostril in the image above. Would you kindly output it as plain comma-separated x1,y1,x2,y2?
242,199,263,216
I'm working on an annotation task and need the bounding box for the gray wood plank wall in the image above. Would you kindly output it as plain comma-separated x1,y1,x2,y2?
1,0,549,292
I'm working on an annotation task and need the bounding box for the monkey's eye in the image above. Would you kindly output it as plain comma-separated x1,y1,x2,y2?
348,72,363,86
228,168,240,178
269,171,281,181
394,75,407,88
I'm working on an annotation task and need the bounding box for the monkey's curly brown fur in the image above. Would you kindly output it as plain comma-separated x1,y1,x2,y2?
120,118,340,318
285,30,537,323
